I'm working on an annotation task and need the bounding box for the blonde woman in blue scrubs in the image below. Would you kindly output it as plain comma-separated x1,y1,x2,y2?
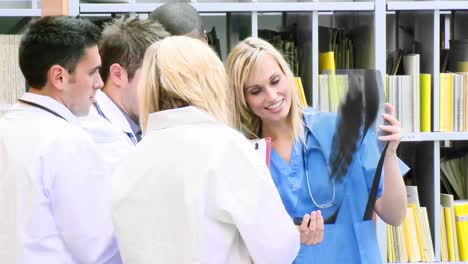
227,37,409,263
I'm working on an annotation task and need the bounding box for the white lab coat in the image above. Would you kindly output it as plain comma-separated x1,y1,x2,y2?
80,104,134,171
0,93,121,264
93,89,137,141
112,106,299,264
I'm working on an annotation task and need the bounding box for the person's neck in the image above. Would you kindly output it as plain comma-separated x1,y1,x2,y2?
29,87,62,104
102,85,124,110
261,120,291,141
101,85,138,123
262,119,295,164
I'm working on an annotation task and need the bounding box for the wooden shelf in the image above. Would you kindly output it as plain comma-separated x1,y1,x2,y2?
402,132,468,142
388,1,468,11
79,2,375,14
0,9,40,16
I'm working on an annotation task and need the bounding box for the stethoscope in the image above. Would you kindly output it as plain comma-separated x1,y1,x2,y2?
18,99,67,121
302,129,336,209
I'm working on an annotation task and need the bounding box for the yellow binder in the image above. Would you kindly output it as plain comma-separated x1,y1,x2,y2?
454,201,468,261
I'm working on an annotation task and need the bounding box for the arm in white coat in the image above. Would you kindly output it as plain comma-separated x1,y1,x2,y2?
46,133,121,264
213,132,300,264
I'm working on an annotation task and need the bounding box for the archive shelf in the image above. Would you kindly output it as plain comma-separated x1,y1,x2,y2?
78,2,375,14
387,1,468,11
386,2,468,262
403,132,468,142
0,0,40,17
0,9,40,16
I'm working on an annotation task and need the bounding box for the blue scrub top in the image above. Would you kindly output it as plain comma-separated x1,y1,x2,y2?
269,109,409,264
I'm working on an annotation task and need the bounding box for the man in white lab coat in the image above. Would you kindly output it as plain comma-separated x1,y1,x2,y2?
84,17,169,147
0,17,122,264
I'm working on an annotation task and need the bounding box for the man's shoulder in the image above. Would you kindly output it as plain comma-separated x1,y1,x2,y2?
0,111,97,165
2,108,86,136
14,110,96,151
80,109,132,145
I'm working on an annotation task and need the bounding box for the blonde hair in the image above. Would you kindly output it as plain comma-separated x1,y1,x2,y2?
226,37,304,140
139,36,234,133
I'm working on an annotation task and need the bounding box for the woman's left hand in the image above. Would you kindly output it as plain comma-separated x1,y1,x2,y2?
377,103,402,154
298,210,324,245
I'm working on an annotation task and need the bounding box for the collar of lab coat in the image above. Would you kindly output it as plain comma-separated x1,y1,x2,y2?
146,106,220,132
18,92,82,127
95,89,134,134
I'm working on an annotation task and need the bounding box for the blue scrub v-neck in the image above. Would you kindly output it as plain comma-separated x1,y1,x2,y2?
269,140,303,217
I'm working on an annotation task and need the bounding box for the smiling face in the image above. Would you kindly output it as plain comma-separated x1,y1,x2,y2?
243,54,292,126
62,45,103,116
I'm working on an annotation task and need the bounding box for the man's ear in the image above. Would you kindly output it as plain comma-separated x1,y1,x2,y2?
48,65,66,91
109,63,127,86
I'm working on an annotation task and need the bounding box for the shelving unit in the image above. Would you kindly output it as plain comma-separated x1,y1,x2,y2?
1,0,468,262
387,2,468,262
388,1,468,11
0,8,40,17
78,2,374,14
76,1,377,105
0,1,35,115
403,132,468,142
0,0,40,17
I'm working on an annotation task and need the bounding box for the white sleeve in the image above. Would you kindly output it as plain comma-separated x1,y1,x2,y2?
45,133,121,264
213,133,300,264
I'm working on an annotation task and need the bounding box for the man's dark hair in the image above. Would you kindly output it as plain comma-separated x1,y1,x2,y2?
149,3,204,38
99,17,169,83
19,16,101,89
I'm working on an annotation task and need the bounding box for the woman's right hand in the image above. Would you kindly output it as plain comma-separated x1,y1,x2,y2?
298,211,324,245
